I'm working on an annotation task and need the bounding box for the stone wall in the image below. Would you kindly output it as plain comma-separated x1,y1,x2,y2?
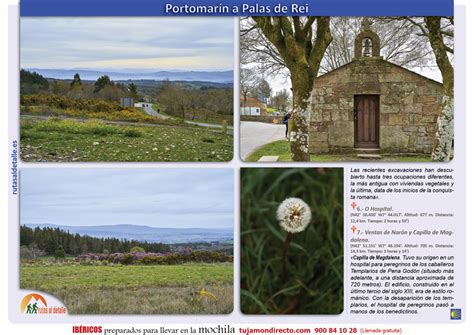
309,58,444,154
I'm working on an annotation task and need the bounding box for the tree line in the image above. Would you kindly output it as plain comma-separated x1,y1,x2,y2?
20,70,140,102
20,225,171,258
20,70,233,124
157,80,233,121
239,68,290,113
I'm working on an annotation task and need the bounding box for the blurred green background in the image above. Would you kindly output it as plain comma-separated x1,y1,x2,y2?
240,168,344,314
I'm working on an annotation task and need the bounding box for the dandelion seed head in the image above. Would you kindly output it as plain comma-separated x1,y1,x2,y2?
276,197,312,233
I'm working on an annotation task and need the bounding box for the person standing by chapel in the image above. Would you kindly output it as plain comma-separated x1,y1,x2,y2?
283,111,291,139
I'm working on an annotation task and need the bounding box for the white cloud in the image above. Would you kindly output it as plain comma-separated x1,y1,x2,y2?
21,17,234,71
20,169,234,229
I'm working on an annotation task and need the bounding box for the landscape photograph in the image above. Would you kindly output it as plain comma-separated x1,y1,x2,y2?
20,169,234,314
240,16,453,162
20,17,234,162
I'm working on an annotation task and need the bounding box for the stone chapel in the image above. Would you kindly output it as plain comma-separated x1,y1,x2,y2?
309,19,444,154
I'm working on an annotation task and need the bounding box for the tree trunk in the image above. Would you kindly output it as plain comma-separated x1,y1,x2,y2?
425,16,454,161
250,16,332,161
289,106,310,161
288,66,314,161
431,96,453,161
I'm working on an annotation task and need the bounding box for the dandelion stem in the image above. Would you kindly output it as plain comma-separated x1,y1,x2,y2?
281,232,293,282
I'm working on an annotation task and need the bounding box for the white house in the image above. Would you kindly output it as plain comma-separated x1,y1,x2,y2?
134,102,153,109
240,106,261,116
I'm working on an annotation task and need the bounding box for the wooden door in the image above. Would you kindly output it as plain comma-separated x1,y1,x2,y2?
354,95,379,148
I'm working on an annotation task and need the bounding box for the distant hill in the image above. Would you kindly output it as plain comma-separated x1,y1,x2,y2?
25,223,233,244
25,68,233,84
115,79,233,89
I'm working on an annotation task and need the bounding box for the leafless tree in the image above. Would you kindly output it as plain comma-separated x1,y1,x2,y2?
240,17,287,78
250,78,272,103
320,17,435,73
272,89,291,113
425,16,454,161
241,17,436,80
158,80,188,119
380,16,454,161
240,67,258,107
242,17,332,161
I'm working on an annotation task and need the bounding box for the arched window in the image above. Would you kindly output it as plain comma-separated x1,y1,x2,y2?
354,25,380,59
362,38,373,57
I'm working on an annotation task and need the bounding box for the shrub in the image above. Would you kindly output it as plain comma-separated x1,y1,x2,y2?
20,94,185,126
21,94,122,112
119,253,135,265
130,246,146,253
20,246,34,260
123,129,142,138
141,255,164,265
54,245,66,260
137,251,232,265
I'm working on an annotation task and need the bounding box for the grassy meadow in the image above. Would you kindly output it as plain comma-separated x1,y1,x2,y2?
20,262,233,314
240,168,344,314
19,92,233,162
20,117,232,162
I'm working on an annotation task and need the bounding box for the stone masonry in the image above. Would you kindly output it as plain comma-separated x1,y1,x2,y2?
309,20,444,154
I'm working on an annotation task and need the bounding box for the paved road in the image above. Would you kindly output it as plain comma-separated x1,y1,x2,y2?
21,114,232,135
143,105,170,119
185,120,233,130
140,106,233,133
240,121,286,160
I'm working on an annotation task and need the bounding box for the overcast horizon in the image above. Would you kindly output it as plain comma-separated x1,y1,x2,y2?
21,169,234,230
21,17,234,72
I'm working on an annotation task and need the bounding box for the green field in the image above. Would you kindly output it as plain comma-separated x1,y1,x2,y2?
246,140,432,162
20,117,232,162
20,263,233,314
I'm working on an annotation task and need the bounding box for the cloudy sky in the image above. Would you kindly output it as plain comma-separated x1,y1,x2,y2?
21,17,234,71
21,169,234,229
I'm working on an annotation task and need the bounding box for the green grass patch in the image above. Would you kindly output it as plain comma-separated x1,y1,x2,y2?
20,117,232,162
21,263,233,290
246,140,292,162
20,102,182,126
240,168,344,315
246,140,432,162
20,104,171,125
20,263,233,314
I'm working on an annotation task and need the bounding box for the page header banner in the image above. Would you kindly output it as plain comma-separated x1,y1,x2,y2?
21,0,454,16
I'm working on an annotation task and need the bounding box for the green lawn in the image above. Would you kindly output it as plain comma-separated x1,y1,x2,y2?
246,140,432,162
20,117,232,162
240,168,344,315
20,263,233,314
